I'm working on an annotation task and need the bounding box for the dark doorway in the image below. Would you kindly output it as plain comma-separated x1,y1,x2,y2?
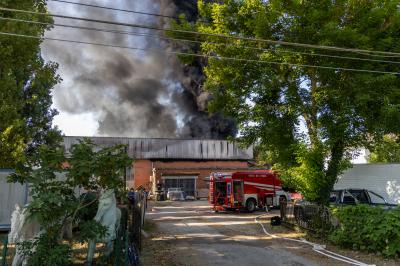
164,177,196,197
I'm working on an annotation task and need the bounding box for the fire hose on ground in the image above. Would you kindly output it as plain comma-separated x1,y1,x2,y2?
255,214,375,266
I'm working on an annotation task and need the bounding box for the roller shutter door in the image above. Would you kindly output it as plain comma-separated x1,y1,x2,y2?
162,176,197,197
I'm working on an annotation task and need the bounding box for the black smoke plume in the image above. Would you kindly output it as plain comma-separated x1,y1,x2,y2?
43,0,236,139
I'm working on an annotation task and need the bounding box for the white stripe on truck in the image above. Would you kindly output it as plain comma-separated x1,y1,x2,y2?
244,181,282,190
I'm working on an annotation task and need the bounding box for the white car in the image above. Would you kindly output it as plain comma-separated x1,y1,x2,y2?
167,188,185,201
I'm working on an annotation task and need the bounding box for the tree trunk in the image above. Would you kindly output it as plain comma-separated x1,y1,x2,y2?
322,139,345,205
305,71,319,148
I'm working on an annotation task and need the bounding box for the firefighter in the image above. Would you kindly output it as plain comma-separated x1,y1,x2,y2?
280,196,287,219
128,188,135,206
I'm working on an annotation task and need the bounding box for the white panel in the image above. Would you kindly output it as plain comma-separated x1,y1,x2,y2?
335,164,400,204
0,170,28,230
244,193,258,204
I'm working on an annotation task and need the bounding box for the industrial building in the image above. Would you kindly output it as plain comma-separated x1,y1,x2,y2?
0,137,253,229
62,136,254,198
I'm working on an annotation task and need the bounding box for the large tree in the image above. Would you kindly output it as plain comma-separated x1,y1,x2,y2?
181,0,400,203
369,134,400,163
0,0,61,168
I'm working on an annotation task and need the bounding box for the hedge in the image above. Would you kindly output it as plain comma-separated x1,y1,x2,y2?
329,205,400,257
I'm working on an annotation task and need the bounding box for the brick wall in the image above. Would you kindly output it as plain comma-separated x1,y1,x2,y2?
131,160,152,190
132,159,249,194
155,160,248,190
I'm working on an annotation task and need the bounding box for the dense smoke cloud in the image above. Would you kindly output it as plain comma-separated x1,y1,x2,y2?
43,0,236,138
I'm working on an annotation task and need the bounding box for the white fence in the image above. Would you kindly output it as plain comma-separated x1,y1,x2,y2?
0,169,28,231
335,164,400,204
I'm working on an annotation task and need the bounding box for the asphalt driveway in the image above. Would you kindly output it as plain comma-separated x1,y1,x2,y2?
141,200,352,266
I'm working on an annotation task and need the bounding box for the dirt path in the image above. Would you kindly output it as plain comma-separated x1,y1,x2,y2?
141,200,354,266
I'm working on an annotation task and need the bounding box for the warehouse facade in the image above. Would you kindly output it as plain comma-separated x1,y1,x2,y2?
63,136,254,198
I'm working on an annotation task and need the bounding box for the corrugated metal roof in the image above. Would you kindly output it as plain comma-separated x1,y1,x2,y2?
62,136,253,160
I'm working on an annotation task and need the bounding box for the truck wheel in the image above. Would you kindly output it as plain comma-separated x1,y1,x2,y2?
246,199,256,213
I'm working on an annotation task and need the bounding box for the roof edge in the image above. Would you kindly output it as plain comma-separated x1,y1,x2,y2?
63,135,238,142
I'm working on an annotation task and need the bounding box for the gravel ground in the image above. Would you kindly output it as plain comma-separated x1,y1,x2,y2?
141,200,399,266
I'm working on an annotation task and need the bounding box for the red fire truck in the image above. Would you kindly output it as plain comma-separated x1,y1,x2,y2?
209,170,290,212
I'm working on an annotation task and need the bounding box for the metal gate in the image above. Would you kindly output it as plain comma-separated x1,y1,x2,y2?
163,176,197,197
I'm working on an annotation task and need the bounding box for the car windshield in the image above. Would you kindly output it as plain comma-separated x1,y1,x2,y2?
348,190,369,204
343,191,357,204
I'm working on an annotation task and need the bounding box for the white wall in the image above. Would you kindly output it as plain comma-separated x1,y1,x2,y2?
0,170,71,231
335,164,400,204
350,148,370,164
0,170,28,230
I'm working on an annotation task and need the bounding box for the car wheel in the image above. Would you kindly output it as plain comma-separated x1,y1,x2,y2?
246,199,256,213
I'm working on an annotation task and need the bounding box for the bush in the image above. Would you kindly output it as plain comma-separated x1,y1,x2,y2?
329,205,400,257
19,232,72,266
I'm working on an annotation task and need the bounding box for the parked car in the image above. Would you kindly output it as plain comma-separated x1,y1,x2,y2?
329,189,397,208
289,192,303,201
185,195,195,200
293,189,397,227
166,188,185,201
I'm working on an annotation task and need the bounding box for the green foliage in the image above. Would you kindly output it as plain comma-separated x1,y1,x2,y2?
330,205,400,257
75,192,99,221
168,14,200,64
278,143,351,203
68,138,132,190
8,140,132,264
0,0,62,168
8,144,66,184
369,134,400,163
178,0,400,203
27,180,76,227
279,144,326,202
76,220,107,244
8,145,73,229
18,233,72,266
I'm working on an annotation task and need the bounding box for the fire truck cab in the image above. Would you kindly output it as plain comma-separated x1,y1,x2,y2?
209,170,290,212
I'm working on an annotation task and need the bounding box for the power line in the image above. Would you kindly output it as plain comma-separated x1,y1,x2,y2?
0,17,156,38
1,6,400,58
48,0,215,25
2,16,400,66
48,0,179,20
0,31,398,75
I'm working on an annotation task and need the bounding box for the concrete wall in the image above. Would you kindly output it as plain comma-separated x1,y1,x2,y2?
335,164,400,204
